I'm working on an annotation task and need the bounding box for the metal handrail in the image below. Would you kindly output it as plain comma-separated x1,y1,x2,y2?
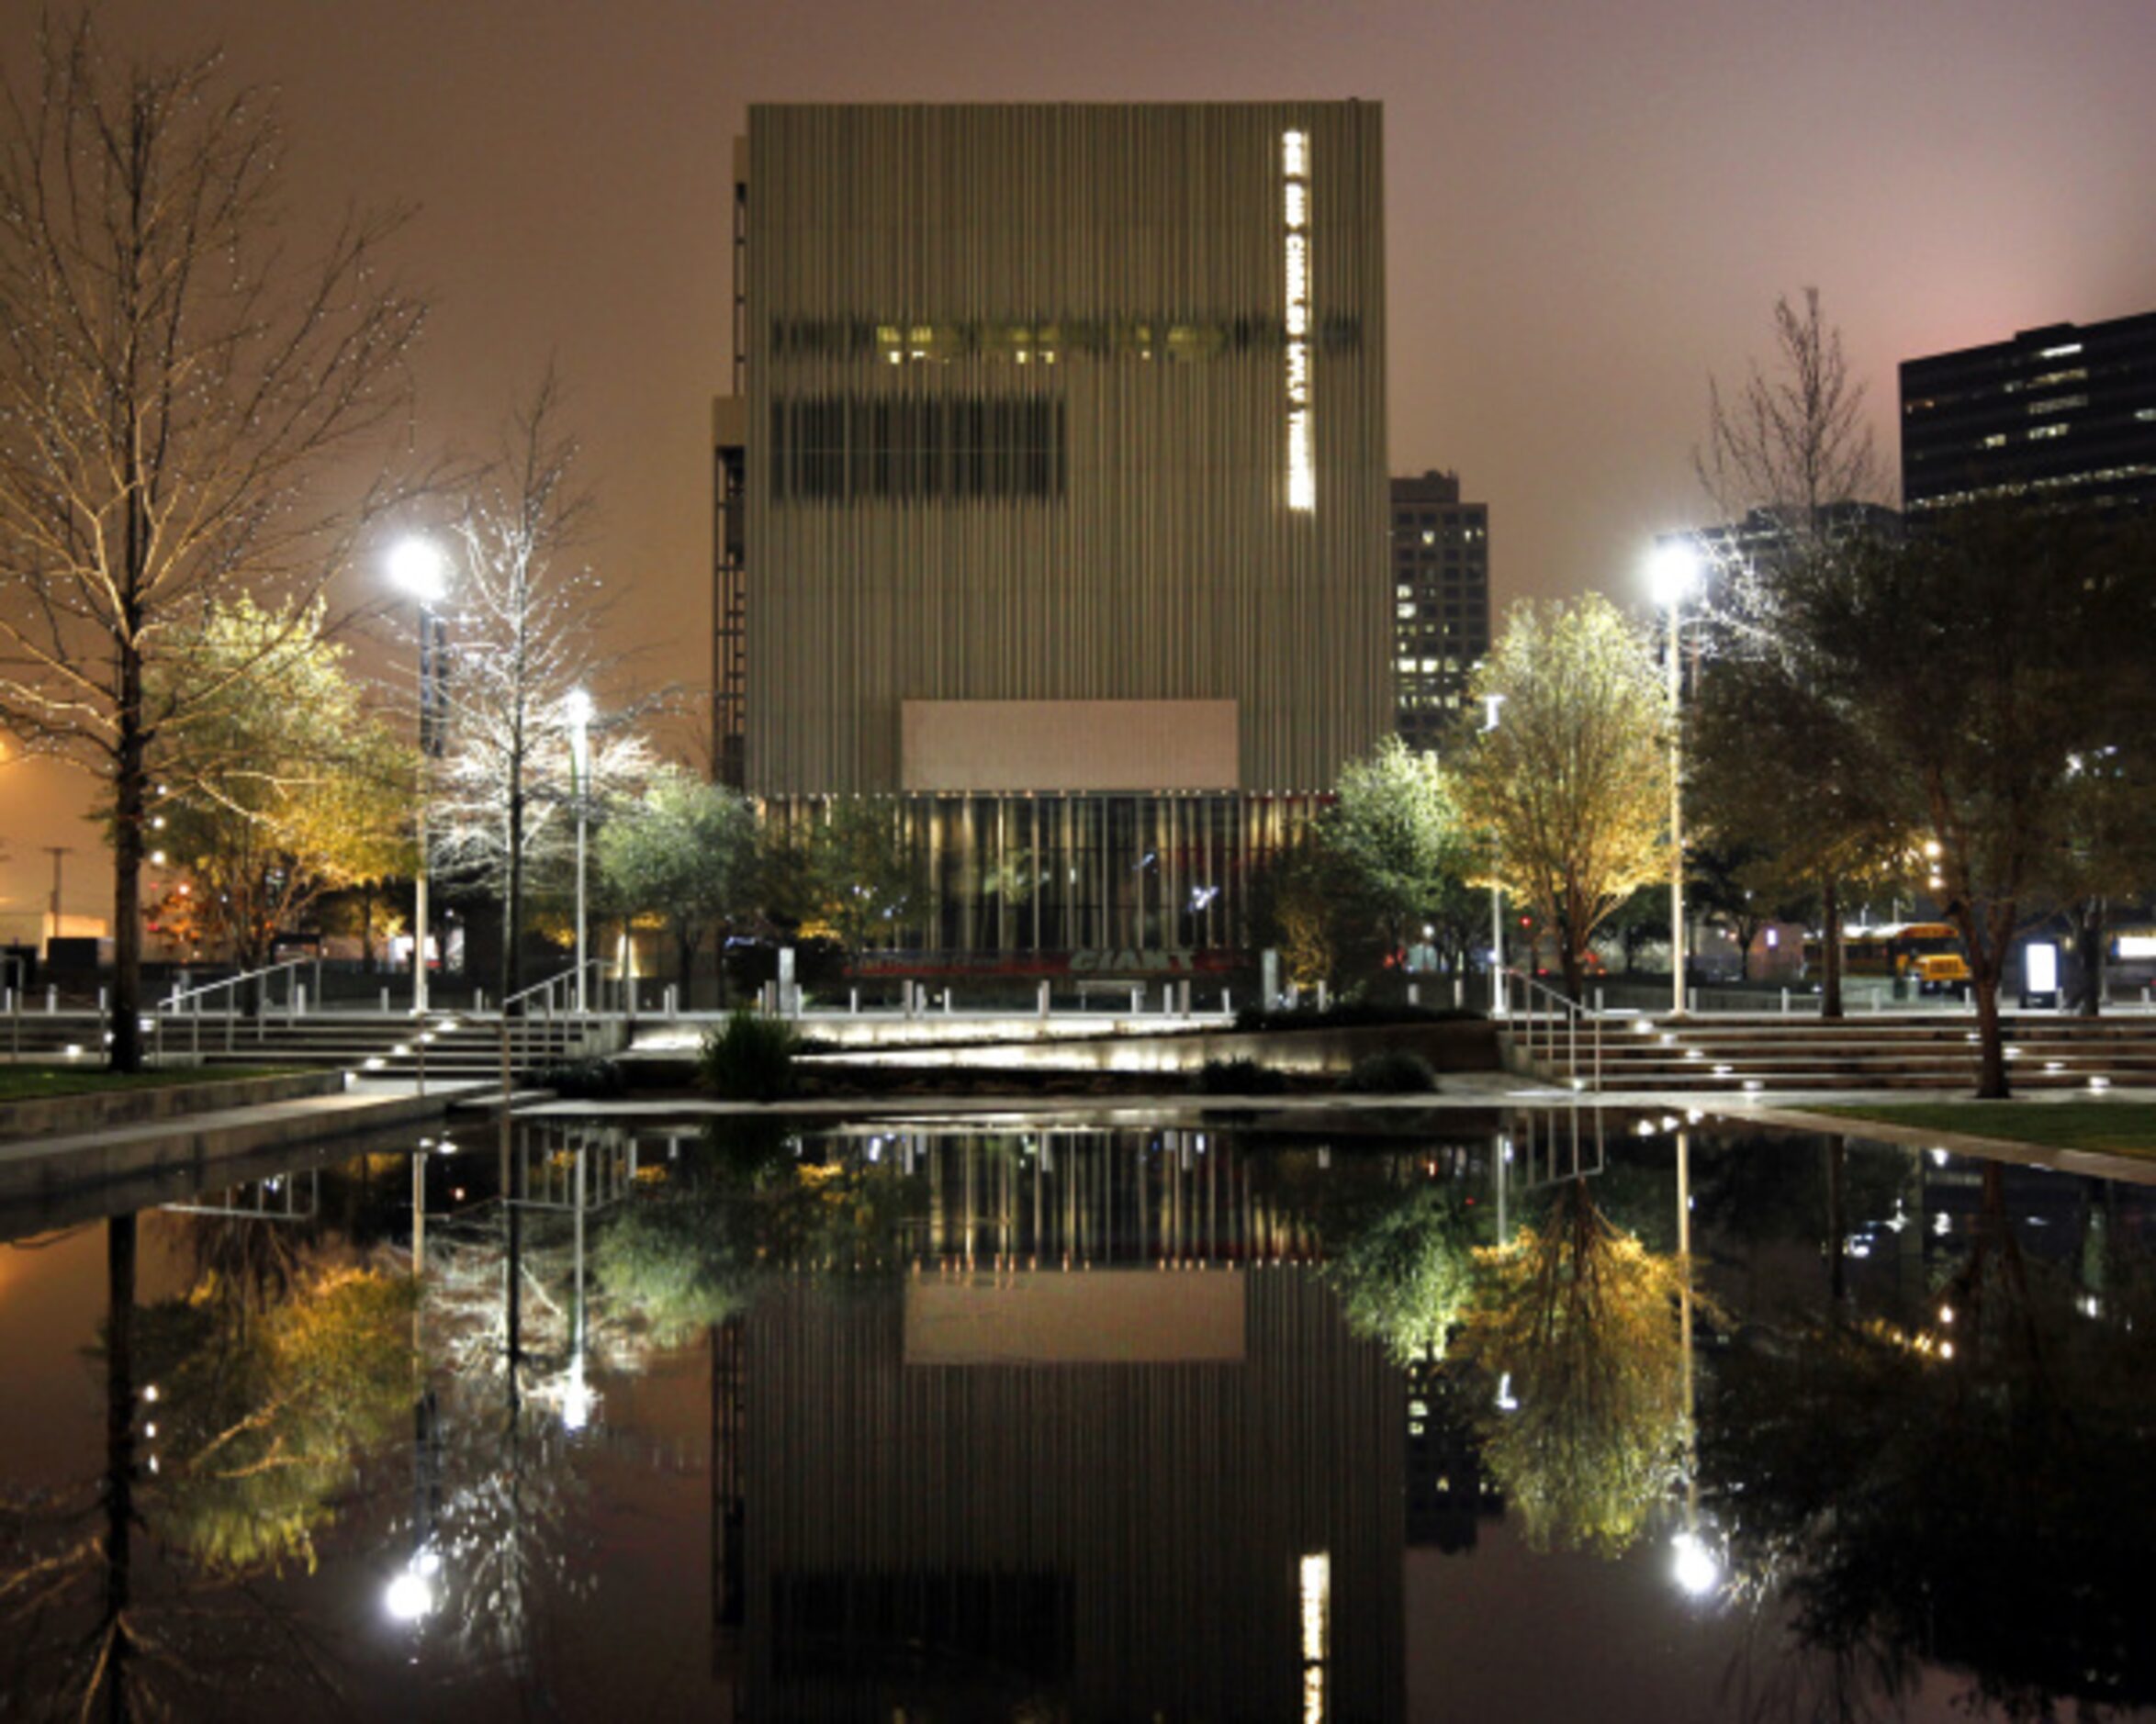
152,956,320,1063
1499,967,1601,1093
497,958,609,1078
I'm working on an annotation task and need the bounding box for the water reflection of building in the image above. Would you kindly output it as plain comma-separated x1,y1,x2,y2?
719,1133,1404,1721
1403,1362,1502,1553
891,1127,1323,1267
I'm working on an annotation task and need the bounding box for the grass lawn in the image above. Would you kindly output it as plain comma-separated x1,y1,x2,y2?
1815,1101,2156,1159
0,1064,305,1103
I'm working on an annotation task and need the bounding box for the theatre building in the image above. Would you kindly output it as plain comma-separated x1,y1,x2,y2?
713,102,1389,978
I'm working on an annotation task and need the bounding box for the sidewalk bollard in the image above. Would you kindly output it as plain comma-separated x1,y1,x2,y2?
47,985,57,1014
849,986,859,1014
1408,983,1420,1006
1317,980,1329,1013
1222,988,1231,1016
1454,978,1464,1009
1781,988,1790,1014
296,984,307,1017
1130,985,1141,1015
1038,980,1050,1020
1594,986,1603,1014
1687,987,1699,1013
944,989,953,1014
380,986,390,1014
97,987,107,1013
477,990,487,1013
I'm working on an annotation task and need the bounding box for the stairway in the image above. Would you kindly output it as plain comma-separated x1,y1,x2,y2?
2,1008,612,1084
1509,1011,2156,1094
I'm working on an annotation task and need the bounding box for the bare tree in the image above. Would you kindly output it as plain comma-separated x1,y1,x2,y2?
0,17,426,1067
1692,289,1893,1016
1697,286,1884,544
425,375,657,1001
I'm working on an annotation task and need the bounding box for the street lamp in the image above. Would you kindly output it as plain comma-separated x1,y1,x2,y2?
1482,692,1508,1014
388,537,449,1016
565,688,592,1014
1648,541,1701,1017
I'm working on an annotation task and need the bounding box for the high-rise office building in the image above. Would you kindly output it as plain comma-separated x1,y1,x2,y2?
715,103,1389,971
1390,470,1488,749
1901,309,2156,514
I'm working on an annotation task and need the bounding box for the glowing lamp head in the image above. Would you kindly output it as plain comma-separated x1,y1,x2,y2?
1648,541,1703,610
387,537,448,603
564,688,593,731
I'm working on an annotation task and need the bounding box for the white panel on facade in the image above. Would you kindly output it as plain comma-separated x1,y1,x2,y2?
901,699,1239,791
904,1270,1246,1364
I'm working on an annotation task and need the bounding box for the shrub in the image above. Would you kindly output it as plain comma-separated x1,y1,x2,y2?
1339,1049,1438,1093
1193,1057,1290,1095
536,1056,626,1099
698,1011,800,1103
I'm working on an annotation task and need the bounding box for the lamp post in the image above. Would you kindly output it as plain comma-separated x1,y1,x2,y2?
565,688,592,1014
1482,692,1507,1015
1648,543,1701,1017
388,538,449,1016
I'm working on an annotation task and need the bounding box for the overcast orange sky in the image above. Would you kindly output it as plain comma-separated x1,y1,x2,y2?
5,0,2154,942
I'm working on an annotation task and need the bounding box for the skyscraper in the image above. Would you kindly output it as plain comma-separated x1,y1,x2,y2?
714,103,1389,970
1390,470,1488,749
1901,309,2156,514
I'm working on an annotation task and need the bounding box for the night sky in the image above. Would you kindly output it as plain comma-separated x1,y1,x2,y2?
5,0,2154,933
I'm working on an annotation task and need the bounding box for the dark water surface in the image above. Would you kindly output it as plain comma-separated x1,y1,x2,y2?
1,1108,2151,1722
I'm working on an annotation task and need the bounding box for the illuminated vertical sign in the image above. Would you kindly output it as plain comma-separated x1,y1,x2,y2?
1299,1550,1331,1721
1283,129,1314,512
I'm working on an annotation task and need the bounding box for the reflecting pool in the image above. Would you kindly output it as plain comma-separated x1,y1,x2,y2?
1,1108,2151,1721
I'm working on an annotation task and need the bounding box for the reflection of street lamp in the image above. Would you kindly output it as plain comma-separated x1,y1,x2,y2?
386,1383,443,1622
1669,1121,1720,1601
1482,693,1507,1015
565,688,592,1013
1648,542,1701,1016
389,538,449,1015
384,1549,440,1622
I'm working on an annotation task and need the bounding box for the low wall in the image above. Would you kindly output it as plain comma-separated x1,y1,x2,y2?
0,1070,342,1145
798,1019,1502,1077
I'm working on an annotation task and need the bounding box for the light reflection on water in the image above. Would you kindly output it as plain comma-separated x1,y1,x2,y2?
0,1109,2151,1721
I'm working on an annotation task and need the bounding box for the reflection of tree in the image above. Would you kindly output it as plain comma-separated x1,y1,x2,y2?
1324,1179,1475,1364
1,1218,413,1720
1458,1178,1696,1555
135,1257,414,1573
1703,1169,2156,1720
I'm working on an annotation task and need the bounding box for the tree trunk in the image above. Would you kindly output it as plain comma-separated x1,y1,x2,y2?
1825,1134,1847,1307
2075,897,2106,1018
110,653,147,1073
1971,968,2010,1100
102,1215,137,1723
503,771,526,1004
1819,876,1843,1020
678,926,696,1011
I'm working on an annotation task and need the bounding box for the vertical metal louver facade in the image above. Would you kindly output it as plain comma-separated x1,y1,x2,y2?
729,102,1391,798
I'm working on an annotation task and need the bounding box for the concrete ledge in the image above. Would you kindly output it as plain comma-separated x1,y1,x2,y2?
0,1084,472,1203
0,1069,343,1145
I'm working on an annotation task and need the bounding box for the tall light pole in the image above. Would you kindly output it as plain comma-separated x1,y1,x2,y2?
389,538,448,1016
565,688,592,1013
1481,692,1507,1015
1649,542,1701,1017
